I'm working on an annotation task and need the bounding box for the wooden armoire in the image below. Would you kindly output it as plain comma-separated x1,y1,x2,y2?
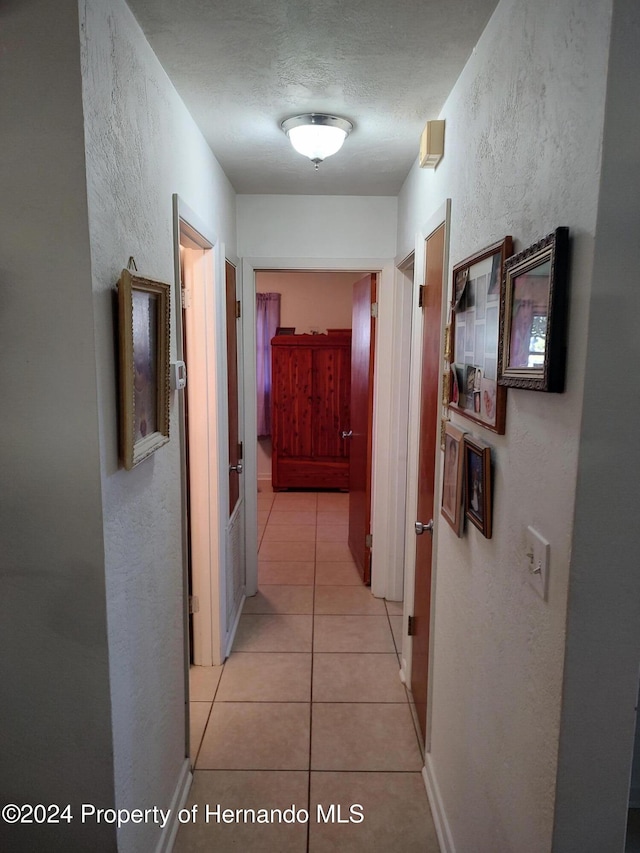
271,332,351,490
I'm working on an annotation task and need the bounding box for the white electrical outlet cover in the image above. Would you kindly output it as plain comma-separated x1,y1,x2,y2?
526,526,549,600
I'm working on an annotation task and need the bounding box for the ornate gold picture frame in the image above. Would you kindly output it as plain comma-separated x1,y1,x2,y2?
118,269,170,470
498,227,569,392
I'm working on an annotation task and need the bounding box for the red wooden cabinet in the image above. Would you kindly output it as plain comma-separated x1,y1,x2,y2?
271,333,351,490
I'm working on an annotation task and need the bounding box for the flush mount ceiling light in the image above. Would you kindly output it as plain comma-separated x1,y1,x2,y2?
281,113,353,169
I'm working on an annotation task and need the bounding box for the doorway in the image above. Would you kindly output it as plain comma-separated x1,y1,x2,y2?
254,270,365,489
253,269,376,584
242,258,400,603
400,200,451,752
173,196,246,673
410,221,446,745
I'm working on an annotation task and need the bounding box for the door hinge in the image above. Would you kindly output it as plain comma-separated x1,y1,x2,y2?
408,615,416,636
189,595,199,614
235,300,241,319
181,286,191,310
418,285,425,309
365,533,373,549
237,441,243,460
370,302,378,319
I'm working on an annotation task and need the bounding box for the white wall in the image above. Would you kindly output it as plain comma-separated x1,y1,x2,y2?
256,270,360,334
238,195,397,259
397,0,613,850
79,0,237,850
552,1,640,848
0,3,116,850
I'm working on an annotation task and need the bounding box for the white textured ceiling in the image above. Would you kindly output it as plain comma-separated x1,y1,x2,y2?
126,0,499,195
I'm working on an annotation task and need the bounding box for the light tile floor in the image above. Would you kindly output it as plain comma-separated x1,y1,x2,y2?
175,490,440,853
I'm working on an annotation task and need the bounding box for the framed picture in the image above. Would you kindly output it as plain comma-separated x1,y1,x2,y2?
118,269,170,470
275,326,295,335
463,435,492,538
498,227,569,392
441,422,466,535
449,237,512,434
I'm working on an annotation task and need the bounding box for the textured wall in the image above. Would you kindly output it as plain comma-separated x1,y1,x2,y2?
0,2,116,850
79,0,236,850
397,0,612,850
237,194,397,259
256,270,360,334
552,0,640,848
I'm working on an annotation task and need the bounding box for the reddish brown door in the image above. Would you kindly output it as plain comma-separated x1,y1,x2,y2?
411,225,445,743
226,260,241,516
348,273,376,584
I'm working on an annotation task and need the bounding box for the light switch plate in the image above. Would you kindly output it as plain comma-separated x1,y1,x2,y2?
525,526,549,600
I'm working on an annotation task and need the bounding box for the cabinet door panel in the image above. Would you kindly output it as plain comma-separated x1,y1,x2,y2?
312,346,351,459
272,345,313,458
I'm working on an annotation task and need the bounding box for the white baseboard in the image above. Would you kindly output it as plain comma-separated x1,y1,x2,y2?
423,756,455,853
157,758,192,853
225,592,246,659
399,657,408,684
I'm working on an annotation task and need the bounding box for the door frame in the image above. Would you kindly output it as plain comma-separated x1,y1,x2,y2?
386,253,416,601
172,195,239,668
400,200,451,749
241,256,397,600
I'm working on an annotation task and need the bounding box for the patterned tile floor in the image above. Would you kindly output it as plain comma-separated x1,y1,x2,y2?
174,490,440,852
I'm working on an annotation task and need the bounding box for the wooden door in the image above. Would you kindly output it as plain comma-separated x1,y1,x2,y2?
226,261,241,516
348,273,376,584
411,225,445,743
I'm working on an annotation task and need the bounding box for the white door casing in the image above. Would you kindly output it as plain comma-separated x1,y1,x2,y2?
241,256,401,601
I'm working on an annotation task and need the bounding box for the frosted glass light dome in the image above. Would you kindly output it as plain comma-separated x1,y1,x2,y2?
281,114,353,168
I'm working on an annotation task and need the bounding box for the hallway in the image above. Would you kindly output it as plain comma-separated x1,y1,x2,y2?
175,490,440,852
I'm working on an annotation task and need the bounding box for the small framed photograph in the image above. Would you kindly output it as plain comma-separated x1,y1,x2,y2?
453,363,466,408
480,377,497,426
487,252,501,299
118,269,170,470
464,366,476,410
453,268,469,310
499,227,569,392
449,237,512,433
441,422,466,536
464,436,492,538
450,365,460,405
275,326,295,335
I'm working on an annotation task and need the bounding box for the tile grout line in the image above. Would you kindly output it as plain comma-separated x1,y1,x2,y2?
306,493,319,853
184,492,437,848
257,489,275,551
192,659,226,768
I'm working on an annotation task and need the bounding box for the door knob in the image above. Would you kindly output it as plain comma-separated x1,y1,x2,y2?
229,462,243,474
415,520,434,536
341,430,353,439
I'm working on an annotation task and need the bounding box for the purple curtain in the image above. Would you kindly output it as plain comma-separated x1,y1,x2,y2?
256,293,281,436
